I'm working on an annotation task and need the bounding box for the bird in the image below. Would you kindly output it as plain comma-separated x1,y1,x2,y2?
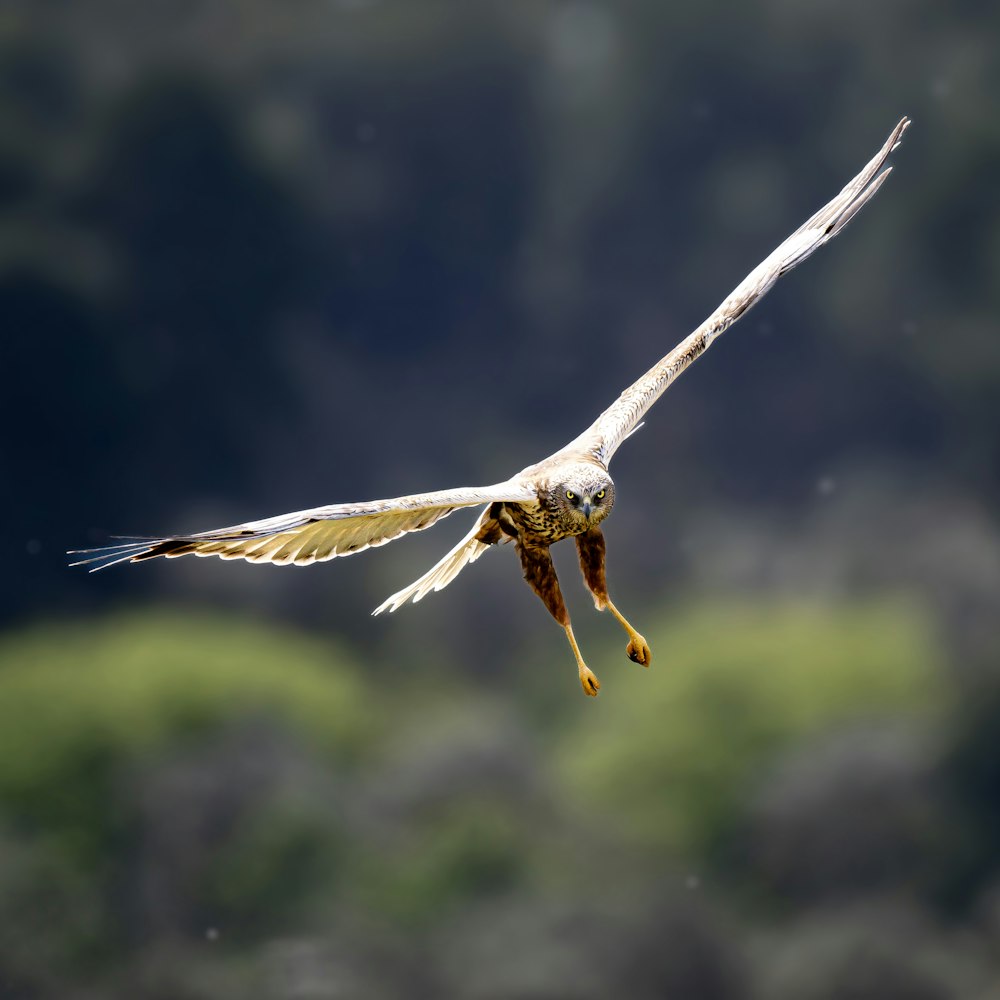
71,118,910,696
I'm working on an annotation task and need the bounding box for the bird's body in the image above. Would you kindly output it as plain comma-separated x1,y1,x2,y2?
72,118,910,695
498,459,614,545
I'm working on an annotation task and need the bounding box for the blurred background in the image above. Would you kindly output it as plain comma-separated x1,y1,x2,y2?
2,1,1000,997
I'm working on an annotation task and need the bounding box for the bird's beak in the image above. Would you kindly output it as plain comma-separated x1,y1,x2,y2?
581,500,593,520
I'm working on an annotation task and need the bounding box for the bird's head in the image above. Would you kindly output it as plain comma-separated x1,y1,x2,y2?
553,466,615,528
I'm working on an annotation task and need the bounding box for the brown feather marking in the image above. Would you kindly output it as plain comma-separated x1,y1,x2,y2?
576,528,609,610
516,540,569,626
498,517,519,539
486,502,519,540
133,539,197,561
474,520,505,546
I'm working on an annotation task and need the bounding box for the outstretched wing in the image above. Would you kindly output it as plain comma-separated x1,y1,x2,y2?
70,481,537,571
565,117,910,466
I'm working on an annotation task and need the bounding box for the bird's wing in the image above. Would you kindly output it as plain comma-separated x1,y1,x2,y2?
372,504,497,614
564,117,910,466
69,481,537,571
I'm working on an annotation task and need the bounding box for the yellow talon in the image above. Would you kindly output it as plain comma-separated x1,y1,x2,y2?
579,665,601,696
626,634,652,668
564,622,600,696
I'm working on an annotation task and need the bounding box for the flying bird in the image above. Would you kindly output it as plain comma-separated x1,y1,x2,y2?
72,118,910,696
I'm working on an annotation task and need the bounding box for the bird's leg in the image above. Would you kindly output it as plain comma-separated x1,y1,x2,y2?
604,597,652,667
576,528,652,668
562,620,600,698
516,539,600,696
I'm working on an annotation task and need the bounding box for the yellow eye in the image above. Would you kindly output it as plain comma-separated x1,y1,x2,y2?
565,490,576,501
596,489,606,500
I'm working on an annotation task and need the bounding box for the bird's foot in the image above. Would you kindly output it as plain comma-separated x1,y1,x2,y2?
604,598,652,669
626,633,652,667
579,664,601,697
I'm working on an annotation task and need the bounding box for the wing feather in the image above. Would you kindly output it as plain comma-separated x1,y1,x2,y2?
565,117,910,465
69,482,536,571
372,505,497,614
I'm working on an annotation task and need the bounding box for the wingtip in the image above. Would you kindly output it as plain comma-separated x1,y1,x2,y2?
67,550,139,572
67,538,158,571
889,116,911,152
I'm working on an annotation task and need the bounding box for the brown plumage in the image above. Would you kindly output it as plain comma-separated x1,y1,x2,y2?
576,529,609,611
71,118,910,696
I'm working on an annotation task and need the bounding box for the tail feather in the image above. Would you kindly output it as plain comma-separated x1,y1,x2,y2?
372,506,495,615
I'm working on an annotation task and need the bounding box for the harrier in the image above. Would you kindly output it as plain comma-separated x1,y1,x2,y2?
72,118,910,696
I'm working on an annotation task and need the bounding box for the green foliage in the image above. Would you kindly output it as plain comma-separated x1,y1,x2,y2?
0,826,106,977
0,599,991,996
556,599,944,859
0,612,371,863
205,797,347,932
356,801,526,925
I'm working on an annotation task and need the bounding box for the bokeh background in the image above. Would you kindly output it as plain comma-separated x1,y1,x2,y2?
3,1,1000,997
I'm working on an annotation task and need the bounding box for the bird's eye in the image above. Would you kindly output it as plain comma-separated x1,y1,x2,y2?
595,489,606,500
565,490,576,501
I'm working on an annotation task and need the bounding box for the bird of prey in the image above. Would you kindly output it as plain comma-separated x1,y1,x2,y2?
72,118,909,696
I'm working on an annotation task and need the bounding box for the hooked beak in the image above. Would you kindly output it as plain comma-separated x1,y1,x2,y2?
581,500,593,520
